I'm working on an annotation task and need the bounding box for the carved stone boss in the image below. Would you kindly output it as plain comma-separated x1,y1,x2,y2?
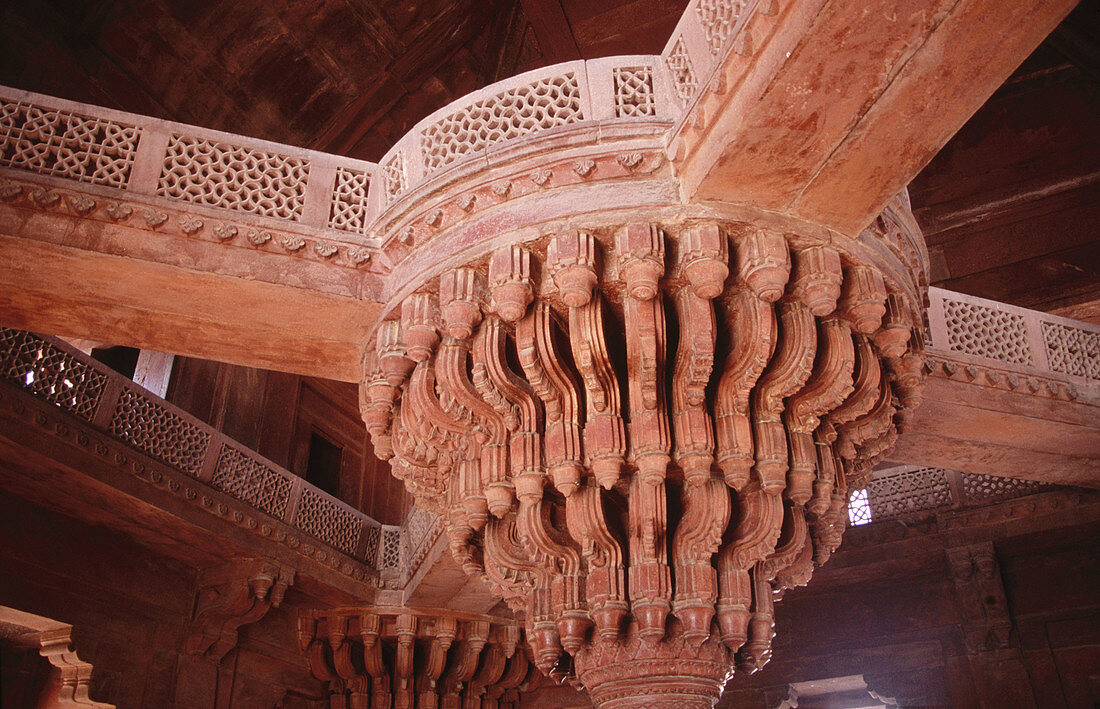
360,215,926,707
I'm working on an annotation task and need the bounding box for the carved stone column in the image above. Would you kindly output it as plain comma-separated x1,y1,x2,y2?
362,163,926,704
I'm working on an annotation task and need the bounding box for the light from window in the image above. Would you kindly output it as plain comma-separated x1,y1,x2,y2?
848,488,872,526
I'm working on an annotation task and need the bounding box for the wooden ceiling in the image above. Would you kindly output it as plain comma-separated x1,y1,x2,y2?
0,0,1096,320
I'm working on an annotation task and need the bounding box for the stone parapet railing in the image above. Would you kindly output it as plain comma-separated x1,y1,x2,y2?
0,87,379,241
661,0,761,121
850,465,1055,526
2,56,678,242
0,328,385,575
926,286,1100,384
373,55,675,209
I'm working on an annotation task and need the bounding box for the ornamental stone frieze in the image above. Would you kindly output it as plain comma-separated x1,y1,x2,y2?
360,180,929,705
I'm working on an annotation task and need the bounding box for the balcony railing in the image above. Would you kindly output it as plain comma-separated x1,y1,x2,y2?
0,328,385,575
926,286,1100,384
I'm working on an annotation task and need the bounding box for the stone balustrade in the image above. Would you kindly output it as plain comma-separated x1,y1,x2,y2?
0,327,384,581
926,286,1100,384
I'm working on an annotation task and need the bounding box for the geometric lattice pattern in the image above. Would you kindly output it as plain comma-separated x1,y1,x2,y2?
211,444,292,518
381,150,407,202
422,73,584,173
665,37,698,106
613,66,656,117
157,135,309,220
381,527,403,570
327,166,371,233
0,329,107,420
1042,321,1100,380
293,488,361,556
961,472,1051,506
361,522,381,567
109,388,210,477
697,0,747,56
943,299,1033,366
866,467,954,521
848,488,872,526
0,101,140,188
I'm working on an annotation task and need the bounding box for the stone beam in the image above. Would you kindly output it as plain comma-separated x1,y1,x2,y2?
888,288,1100,488
672,0,1078,236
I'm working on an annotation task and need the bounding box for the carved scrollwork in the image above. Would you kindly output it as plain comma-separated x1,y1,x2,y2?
360,213,925,707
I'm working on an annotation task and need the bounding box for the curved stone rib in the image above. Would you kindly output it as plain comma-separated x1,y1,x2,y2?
715,288,777,489
564,479,627,643
360,613,392,709
421,618,457,707
394,615,417,709
671,476,730,644
517,303,584,496
821,334,881,443
716,486,783,653
751,300,817,494
671,289,718,486
440,621,489,704
483,515,537,611
473,317,540,516
569,296,627,489
838,376,895,461
486,650,531,706
784,318,855,503
736,563,775,673
760,503,809,583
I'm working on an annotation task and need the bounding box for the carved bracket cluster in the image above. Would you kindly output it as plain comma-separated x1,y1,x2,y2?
360,217,925,706
298,609,533,709
184,559,295,663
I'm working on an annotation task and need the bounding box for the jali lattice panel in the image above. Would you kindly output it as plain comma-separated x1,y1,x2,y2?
0,329,108,420
109,388,210,477
613,66,656,118
157,135,309,220
211,444,293,518
328,166,371,233
942,299,1033,366
866,467,954,521
961,473,1051,506
422,74,584,173
1042,321,1100,380
665,37,698,106
293,488,361,556
696,0,748,56
0,101,140,188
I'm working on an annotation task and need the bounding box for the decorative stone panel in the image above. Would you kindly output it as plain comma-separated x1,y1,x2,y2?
109,388,210,477
361,522,381,567
157,135,309,220
327,166,371,233
943,299,1032,366
422,74,584,173
0,101,140,188
293,488,360,556
961,473,1050,506
613,66,657,117
697,0,747,56
381,527,402,570
665,37,698,106
381,150,407,201
0,329,106,420
1042,321,1100,380
211,444,293,518
866,467,953,520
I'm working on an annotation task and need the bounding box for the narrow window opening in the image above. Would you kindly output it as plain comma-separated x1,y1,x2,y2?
305,431,342,498
91,345,140,380
848,488,872,526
